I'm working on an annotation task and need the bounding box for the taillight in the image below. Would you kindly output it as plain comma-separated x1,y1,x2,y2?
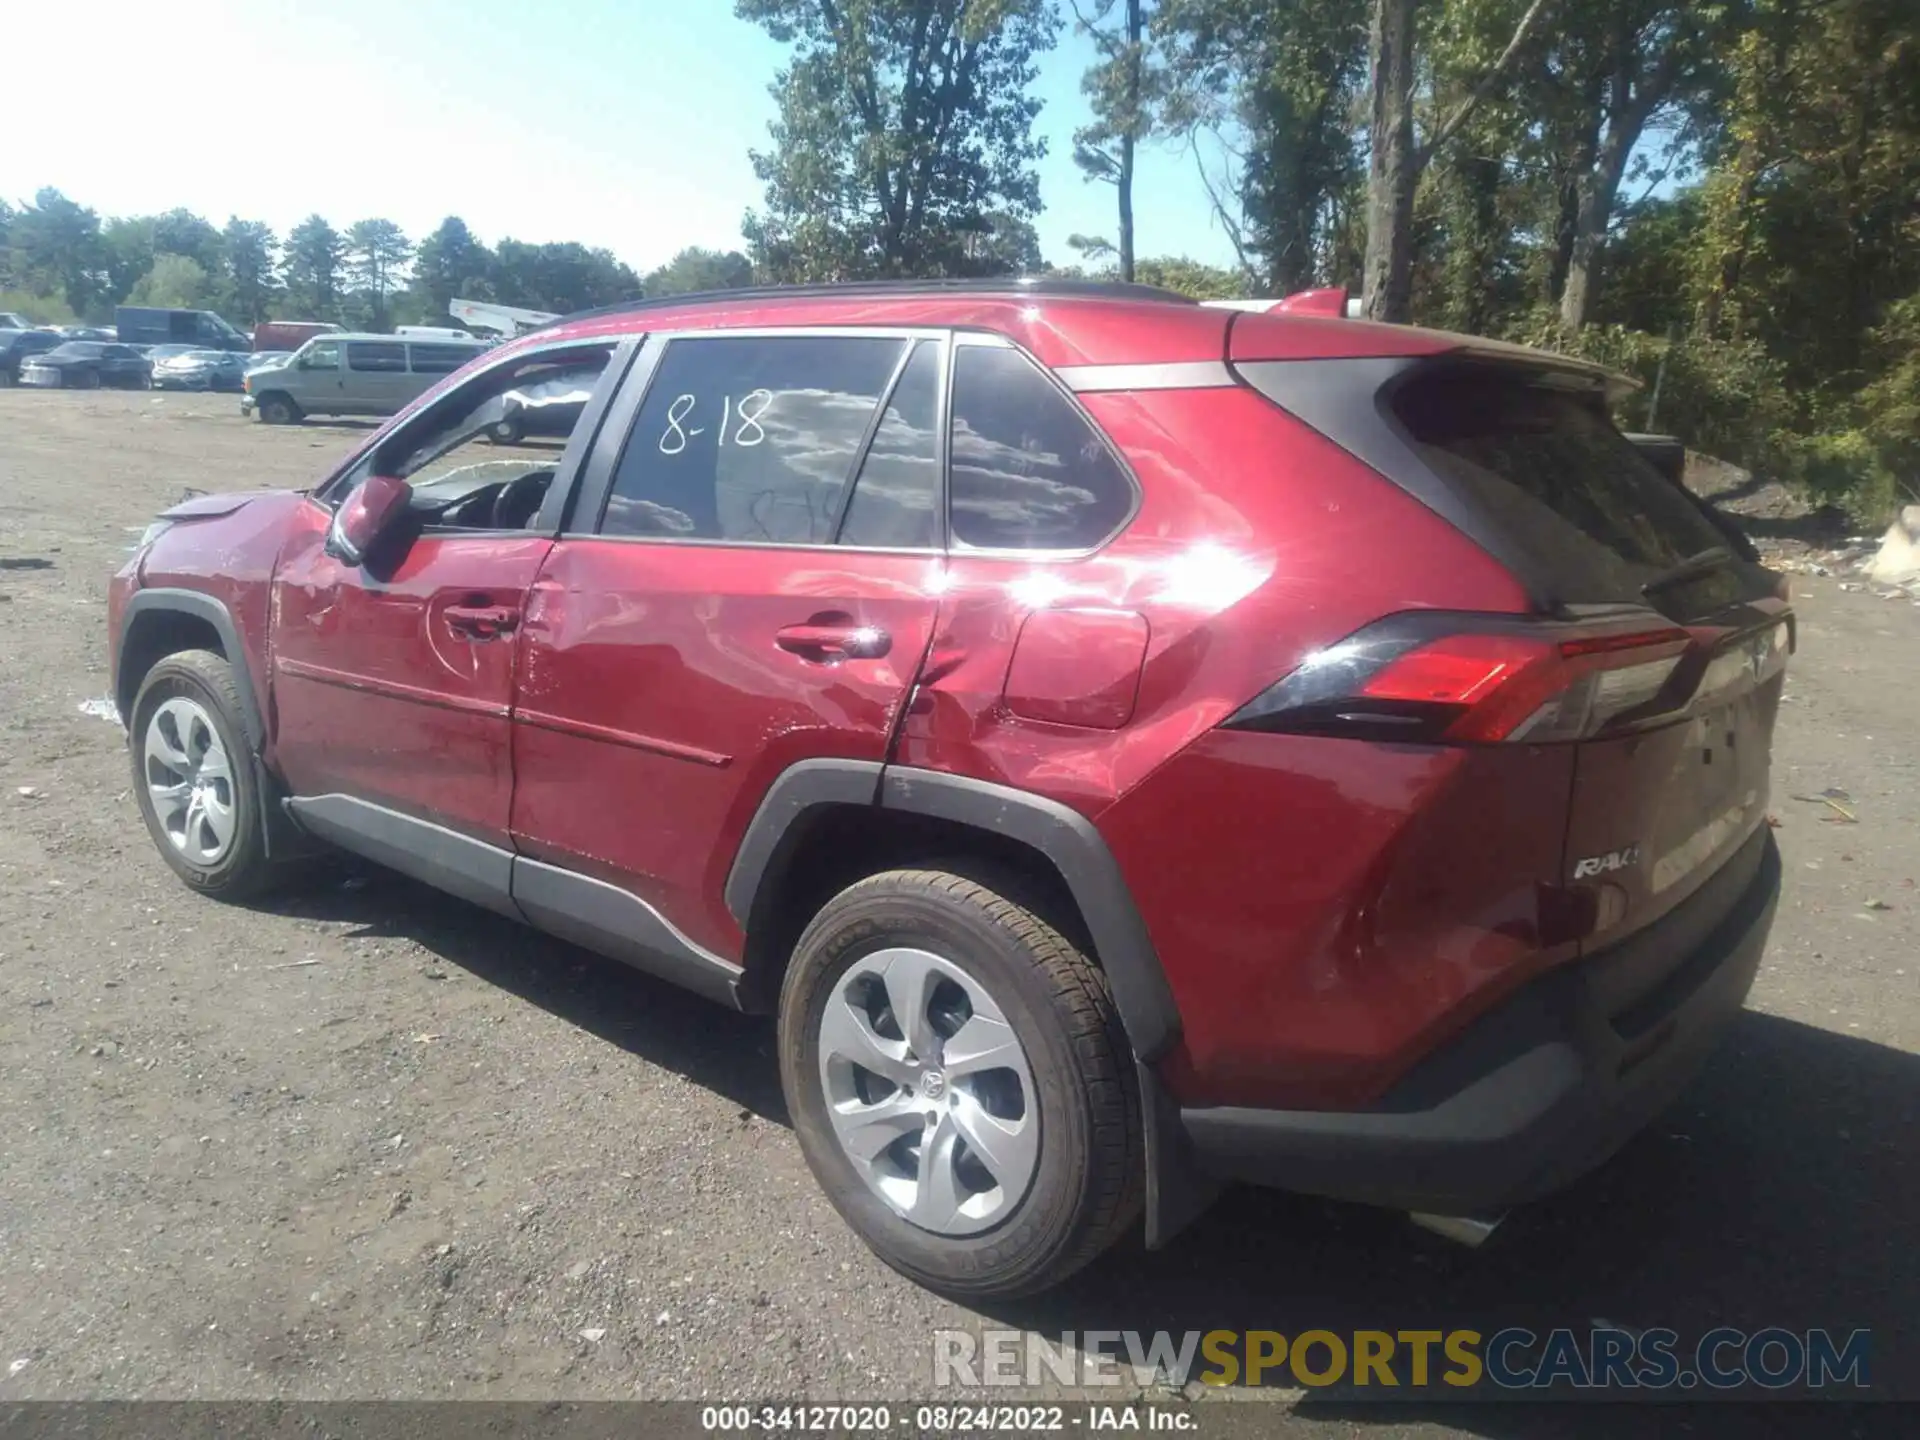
1224,614,1693,744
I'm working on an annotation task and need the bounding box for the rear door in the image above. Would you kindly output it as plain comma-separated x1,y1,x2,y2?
507,329,948,958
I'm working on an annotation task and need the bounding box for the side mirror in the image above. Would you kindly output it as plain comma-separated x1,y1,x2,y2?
325,474,410,566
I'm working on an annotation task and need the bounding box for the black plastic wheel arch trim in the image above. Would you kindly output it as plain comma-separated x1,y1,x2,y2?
117,589,266,751
725,762,1184,1063
876,768,1182,1063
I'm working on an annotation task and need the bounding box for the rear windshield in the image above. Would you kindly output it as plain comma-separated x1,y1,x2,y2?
1390,367,1753,612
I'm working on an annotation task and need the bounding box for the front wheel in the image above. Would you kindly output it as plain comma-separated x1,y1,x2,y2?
778,869,1142,1298
128,650,276,899
255,392,300,425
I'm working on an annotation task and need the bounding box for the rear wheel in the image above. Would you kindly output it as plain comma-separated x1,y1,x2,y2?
488,417,525,445
128,650,275,899
256,392,300,425
778,869,1142,1298
75,367,101,390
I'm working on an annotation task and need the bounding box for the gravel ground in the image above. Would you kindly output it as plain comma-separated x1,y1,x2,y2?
0,391,1914,1426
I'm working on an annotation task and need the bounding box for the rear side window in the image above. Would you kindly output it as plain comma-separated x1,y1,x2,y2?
347,341,407,373
601,335,905,544
410,343,475,374
948,345,1134,550
1392,369,1734,603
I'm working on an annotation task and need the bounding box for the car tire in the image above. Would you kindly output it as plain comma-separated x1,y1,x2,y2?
75,368,101,390
488,418,525,445
128,649,276,900
778,869,1143,1298
256,392,301,425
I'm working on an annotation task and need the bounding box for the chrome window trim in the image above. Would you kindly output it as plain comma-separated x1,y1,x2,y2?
1052,360,1236,393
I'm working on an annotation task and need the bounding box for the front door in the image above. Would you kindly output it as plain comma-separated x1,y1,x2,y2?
292,338,345,414
269,339,627,862
509,331,949,959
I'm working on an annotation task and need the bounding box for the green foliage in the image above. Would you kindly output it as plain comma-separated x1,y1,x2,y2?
281,215,347,321
409,217,494,323
0,288,74,324
127,255,215,310
488,240,641,313
738,0,1059,280
1157,0,1366,292
8,188,106,317
643,247,756,298
220,219,280,325
343,218,413,330
1131,255,1247,298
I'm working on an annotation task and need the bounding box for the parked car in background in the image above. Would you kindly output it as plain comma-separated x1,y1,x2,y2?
151,348,249,392
0,328,66,385
109,279,1790,1299
50,325,115,342
251,320,341,353
115,307,249,353
18,341,152,389
0,312,36,330
242,333,486,422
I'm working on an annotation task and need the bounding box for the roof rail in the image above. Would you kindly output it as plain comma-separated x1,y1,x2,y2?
528,277,1200,335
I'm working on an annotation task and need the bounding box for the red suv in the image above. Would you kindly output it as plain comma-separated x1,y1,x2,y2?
108,281,1788,1297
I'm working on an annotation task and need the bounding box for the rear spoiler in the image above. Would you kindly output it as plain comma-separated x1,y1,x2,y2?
1210,289,1636,401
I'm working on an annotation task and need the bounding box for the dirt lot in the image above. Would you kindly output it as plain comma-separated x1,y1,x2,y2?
0,390,1915,1421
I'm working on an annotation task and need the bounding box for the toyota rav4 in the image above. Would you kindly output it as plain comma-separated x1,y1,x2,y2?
108,280,1789,1297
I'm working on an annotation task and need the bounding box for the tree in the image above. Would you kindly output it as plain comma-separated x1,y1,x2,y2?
9,188,106,316
1132,254,1246,297
220,219,279,324
127,255,215,309
1541,2,1716,330
100,216,158,305
489,240,641,313
737,0,1060,280
642,246,756,297
1071,0,1163,281
1158,0,1368,294
409,216,495,323
343,218,412,330
1359,0,1553,321
151,208,225,275
281,214,347,321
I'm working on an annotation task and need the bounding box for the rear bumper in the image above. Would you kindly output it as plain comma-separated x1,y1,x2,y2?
1177,830,1780,1216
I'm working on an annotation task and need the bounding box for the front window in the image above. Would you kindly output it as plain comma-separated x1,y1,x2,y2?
301,340,341,372
340,343,617,531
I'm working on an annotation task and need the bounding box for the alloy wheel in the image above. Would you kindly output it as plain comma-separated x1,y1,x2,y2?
818,946,1038,1236
143,696,237,866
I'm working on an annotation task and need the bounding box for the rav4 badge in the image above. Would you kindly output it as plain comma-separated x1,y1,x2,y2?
1573,846,1642,880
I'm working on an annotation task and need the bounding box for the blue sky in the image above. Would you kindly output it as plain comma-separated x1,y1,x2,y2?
5,0,1239,276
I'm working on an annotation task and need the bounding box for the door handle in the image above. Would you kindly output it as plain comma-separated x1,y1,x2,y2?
444,603,520,640
775,622,891,661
